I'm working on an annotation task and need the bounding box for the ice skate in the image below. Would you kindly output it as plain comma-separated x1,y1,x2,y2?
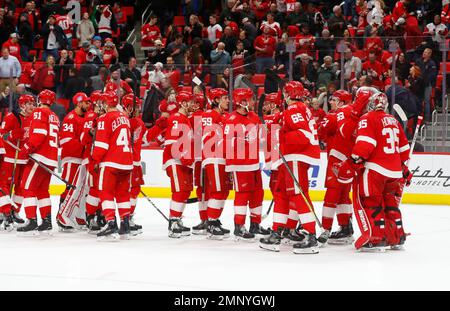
168,218,182,238
292,233,319,254
96,210,106,227
86,215,101,235
177,219,191,236
17,219,39,236
11,211,25,224
317,229,331,247
97,220,120,242
37,215,53,235
129,216,143,236
192,220,208,235
233,224,255,242
0,214,15,232
206,219,225,240
118,216,131,240
217,220,230,238
359,240,386,253
329,223,354,245
390,235,406,250
56,217,76,233
282,228,306,246
249,222,271,236
259,227,283,252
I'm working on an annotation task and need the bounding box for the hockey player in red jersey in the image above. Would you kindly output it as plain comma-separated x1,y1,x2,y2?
91,91,134,241
0,94,35,229
319,89,371,245
58,92,90,231
190,93,209,235
121,93,145,236
80,90,107,233
260,81,321,254
201,88,231,239
224,88,269,241
163,91,195,238
17,90,60,235
337,92,411,251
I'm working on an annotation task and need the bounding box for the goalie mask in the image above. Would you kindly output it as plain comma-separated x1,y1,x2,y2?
368,92,388,112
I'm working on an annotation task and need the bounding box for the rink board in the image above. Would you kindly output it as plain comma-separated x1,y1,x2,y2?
49,150,450,205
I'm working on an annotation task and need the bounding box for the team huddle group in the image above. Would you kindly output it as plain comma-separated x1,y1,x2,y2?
0,77,413,254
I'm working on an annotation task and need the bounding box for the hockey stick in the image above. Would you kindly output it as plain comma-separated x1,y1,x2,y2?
0,188,19,210
393,104,408,131
4,140,76,189
140,190,169,222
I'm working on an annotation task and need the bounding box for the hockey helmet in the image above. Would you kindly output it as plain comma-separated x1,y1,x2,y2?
102,91,119,107
176,91,194,104
90,90,103,103
72,92,89,105
233,88,253,111
122,93,141,110
368,92,389,111
38,89,56,106
209,88,228,101
18,94,36,108
283,81,304,100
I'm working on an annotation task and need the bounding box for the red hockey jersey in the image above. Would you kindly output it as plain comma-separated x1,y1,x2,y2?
92,111,133,170
0,113,31,164
263,113,280,170
318,111,337,154
201,109,227,166
80,111,97,164
130,117,146,166
224,111,261,172
328,105,358,162
56,14,73,38
274,101,320,169
353,110,410,178
162,112,193,170
60,110,85,165
26,107,60,167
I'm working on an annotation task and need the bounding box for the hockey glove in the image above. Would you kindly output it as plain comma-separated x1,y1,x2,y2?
87,158,99,175
19,143,34,158
351,91,371,119
10,128,25,141
402,163,413,187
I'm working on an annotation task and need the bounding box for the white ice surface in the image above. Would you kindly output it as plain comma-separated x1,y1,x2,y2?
0,197,449,291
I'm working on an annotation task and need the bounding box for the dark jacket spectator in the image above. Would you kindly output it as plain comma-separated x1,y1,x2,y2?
221,27,238,55
18,14,33,60
121,57,142,93
41,18,68,51
147,40,168,64
64,68,86,100
315,29,336,62
118,39,136,64
54,50,74,96
328,6,347,39
183,14,203,45
316,57,337,89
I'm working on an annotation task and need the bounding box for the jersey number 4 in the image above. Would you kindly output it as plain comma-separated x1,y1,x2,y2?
117,128,130,152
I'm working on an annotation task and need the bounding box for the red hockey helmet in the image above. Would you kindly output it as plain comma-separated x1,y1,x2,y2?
209,88,228,101
90,90,103,103
18,94,35,108
233,88,253,111
176,91,194,104
72,92,89,105
265,92,280,105
331,89,352,107
283,81,304,100
368,92,388,111
38,89,56,106
102,91,119,107
159,100,178,114
122,93,141,110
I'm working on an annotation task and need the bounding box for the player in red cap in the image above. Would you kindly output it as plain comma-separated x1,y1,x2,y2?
90,91,133,241
224,88,269,241
0,94,36,229
57,92,90,231
17,89,60,235
163,91,196,238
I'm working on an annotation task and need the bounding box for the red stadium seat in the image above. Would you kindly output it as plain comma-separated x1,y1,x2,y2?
34,61,46,71
56,98,69,111
252,74,265,86
122,6,134,18
173,16,185,27
140,86,147,98
436,74,443,88
35,39,44,50
439,62,450,74
257,87,265,97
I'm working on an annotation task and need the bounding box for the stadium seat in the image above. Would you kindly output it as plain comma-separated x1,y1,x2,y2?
252,74,265,86
140,86,147,98
439,62,450,74
56,98,69,111
34,61,46,71
173,16,185,27
257,87,265,97
122,6,134,18
436,74,443,88
35,39,43,50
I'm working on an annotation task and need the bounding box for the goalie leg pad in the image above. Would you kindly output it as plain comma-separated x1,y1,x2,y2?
361,196,386,245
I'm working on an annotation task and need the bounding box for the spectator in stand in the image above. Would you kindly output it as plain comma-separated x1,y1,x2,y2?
363,25,383,59
207,15,223,47
90,67,109,91
113,1,127,34
3,33,21,61
54,49,74,98
316,56,337,89
210,42,231,88
397,52,411,83
0,8,14,47
165,24,180,45
145,62,167,89
328,5,347,39
74,41,91,68
118,36,136,64
102,38,119,67
18,13,33,62
415,48,437,123
285,2,307,29
234,68,256,93
166,34,187,86
238,29,253,54
251,0,271,23
18,61,35,92
274,32,289,73
242,17,257,44
224,16,240,37
237,1,256,24
193,37,213,65
122,57,141,92
309,97,326,124
23,1,40,39
362,51,384,89
0,47,21,93
269,2,285,25
343,48,362,82
147,39,168,64
221,26,238,55
64,67,86,101
220,0,242,24
232,40,250,75
41,14,67,61
295,23,315,59
41,0,65,24
78,48,102,82
163,56,181,89
31,55,56,93
106,64,133,96
186,44,204,79
55,13,74,50
77,12,95,46
260,12,282,39
405,65,425,107
293,53,315,91
91,36,103,59
183,14,203,45
254,25,276,73
315,29,336,64
95,4,118,41
141,14,161,54
424,14,449,45
3,0,15,14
